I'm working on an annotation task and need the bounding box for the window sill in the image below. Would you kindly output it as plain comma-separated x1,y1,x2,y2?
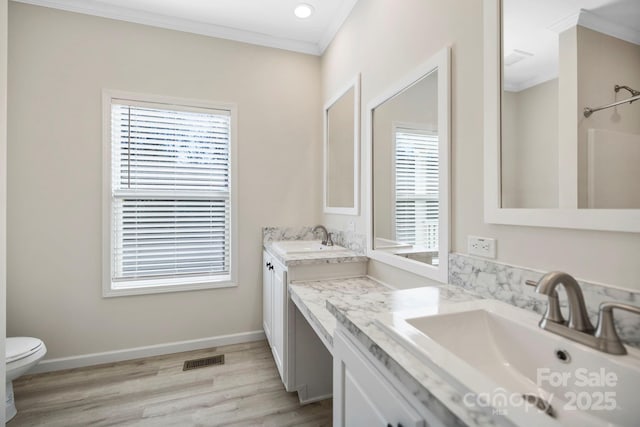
103,276,237,298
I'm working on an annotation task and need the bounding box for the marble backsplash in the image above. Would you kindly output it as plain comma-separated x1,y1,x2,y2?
449,253,640,348
262,226,366,255
262,226,639,346
262,226,316,243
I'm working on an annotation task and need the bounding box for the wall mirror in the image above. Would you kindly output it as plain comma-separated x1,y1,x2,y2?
367,48,450,282
484,0,640,232
324,75,360,215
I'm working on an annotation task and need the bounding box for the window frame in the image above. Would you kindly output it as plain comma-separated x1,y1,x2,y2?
102,89,238,297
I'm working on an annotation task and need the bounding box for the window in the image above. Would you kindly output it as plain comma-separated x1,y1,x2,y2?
103,91,236,296
394,127,439,249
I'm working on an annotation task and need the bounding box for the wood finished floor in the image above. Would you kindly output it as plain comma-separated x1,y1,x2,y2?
9,340,332,427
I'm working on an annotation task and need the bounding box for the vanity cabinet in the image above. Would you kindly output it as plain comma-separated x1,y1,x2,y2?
262,251,273,343
262,248,367,402
262,251,287,382
272,259,286,376
333,327,443,427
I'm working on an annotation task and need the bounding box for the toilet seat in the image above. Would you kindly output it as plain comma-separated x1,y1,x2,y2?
6,337,44,363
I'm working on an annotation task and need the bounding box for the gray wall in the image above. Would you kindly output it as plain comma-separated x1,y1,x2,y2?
576,26,640,208
0,0,7,418
7,3,321,358
321,0,640,290
502,79,559,208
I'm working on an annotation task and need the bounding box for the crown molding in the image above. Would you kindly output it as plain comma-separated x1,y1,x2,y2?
317,0,358,53
577,9,640,46
547,11,580,34
11,0,326,55
504,69,557,93
548,8,640,46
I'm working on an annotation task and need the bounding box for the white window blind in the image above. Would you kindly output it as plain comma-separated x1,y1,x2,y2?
110,100,231,288
395,128,439,249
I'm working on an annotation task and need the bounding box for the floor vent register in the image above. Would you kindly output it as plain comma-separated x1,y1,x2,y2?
182,354,225,371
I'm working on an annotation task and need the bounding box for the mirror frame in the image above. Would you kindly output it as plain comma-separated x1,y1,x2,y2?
484,0,640,232
366,47,450,282
323,74,360,215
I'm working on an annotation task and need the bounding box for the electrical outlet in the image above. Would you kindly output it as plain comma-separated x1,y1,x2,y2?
467,236,497,258
347,220,356,233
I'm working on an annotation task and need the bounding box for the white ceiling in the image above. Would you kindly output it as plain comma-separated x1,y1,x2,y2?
504,0,640,92
12,0,360,55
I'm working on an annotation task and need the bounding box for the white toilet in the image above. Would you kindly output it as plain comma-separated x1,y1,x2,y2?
6,337,46,422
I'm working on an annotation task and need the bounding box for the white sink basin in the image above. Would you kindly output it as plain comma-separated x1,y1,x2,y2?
376,299,640,427
271,240,347,255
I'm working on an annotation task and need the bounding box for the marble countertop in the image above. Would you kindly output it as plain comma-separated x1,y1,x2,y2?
325,285,521,427
264,242,368,267
288,276,390,349
291,275,519,426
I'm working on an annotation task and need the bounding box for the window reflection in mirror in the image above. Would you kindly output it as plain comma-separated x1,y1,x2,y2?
501,0,640,209
373,70,439,266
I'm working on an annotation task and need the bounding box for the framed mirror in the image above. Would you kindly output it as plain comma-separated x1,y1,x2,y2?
366,48,450,282
484,0,640,232
324,75,360,215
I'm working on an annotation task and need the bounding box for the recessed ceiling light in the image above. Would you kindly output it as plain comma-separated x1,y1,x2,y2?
294,3,314,19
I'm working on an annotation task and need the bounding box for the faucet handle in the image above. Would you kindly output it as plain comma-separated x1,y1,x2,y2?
326,232,334,247
526,279,565,325
595,302,640,355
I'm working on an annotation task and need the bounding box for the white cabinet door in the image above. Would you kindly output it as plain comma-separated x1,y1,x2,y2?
262,251,273,345
344,369,390,426
272,260,286,381
333,329,425,427
262,251,291,389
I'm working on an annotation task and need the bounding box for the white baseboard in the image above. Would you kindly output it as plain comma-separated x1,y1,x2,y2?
31,330,266,374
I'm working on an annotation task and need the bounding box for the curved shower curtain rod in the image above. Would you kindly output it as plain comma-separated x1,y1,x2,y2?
583,84,640,118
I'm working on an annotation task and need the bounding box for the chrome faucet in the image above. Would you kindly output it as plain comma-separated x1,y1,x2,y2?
312,225,333,246
530,271,594,333
595,302,640,355
527,271,640,355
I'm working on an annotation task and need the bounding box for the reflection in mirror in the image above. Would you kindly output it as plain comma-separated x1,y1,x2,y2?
368,47,450,283
324,76,359,215
327,87,355,208
373,71,439,265
501,0,640,209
